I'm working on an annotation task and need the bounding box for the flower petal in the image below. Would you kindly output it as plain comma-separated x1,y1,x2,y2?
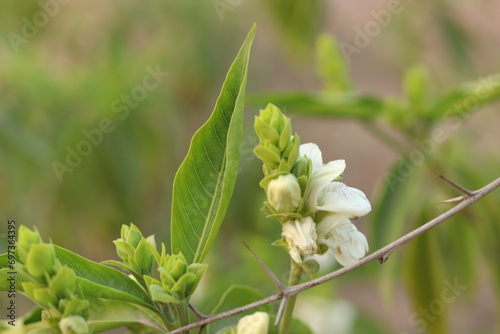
315,182,371,218
307,161,346,211
320,219,368,267
299,143,323,171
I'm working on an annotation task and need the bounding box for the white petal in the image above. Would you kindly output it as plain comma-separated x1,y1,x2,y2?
320,219,369,267
316,213,344,238
299,143,323,171
315,182,371,218
307,160,346,211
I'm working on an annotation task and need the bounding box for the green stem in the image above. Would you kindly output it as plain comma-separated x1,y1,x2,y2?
175,302,191,334
279,260,302,334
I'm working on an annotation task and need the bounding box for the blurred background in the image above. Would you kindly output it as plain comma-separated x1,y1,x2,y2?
0,0,499,333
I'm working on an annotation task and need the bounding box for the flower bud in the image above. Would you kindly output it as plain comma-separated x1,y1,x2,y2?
114,224,156,275
17,225,42,261
26,244,60,278
254,104,299,174
266,174,301,213
237,312,269,334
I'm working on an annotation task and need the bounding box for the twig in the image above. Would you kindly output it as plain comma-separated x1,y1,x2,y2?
168,176,500,334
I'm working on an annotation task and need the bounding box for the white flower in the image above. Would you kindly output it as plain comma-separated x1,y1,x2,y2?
237,312,269,334
266,174,301,213
282,217,318,264
319,219,368,266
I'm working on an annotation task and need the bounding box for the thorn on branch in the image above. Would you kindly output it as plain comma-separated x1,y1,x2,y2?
274,296,289,327
440,195,466,203
439,175,475,196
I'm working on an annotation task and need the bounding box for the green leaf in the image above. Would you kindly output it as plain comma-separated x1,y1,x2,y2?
247,92,383,121
208,284,270,334
87,299,169,333
76,277,152,309
54,245,152,306
171,25,256,264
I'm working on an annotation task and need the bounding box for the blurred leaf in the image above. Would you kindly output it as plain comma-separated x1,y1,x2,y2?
370,158,426,302
265,0,324,55
315,34,352,92
247,92,383,121
54,245,152,306
404,217,447,334
403,64,431,117
436,9,473,72
429,73,500,124
208,284,270,334
351,311,390,334
171,25,255,264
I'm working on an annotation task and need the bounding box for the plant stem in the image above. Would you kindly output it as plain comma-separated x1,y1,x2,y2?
175,302,191,334
279,260,302,334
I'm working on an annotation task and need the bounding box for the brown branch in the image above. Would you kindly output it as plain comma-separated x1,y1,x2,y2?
169,176,500,334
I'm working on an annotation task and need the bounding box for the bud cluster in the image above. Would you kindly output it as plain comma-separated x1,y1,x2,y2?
17,226,90,334
144,250,207,304
114,223,156,276
114,224,207,305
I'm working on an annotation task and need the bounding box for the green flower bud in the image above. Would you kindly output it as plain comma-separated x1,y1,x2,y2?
26,244,60,278
49,266,76,300
148,284,181,304
113,240,136,265
17,226,42,261
134,238,155,275
164,253,188,281
59,316,89,334
186,263,207,296
114,224,157,275
121,224,143,248
254,117,279,146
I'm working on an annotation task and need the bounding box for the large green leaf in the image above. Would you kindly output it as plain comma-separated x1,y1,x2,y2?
170,25,255,264
54,246,152,305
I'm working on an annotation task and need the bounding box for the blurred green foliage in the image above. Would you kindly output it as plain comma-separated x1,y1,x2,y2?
1,0,499,333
